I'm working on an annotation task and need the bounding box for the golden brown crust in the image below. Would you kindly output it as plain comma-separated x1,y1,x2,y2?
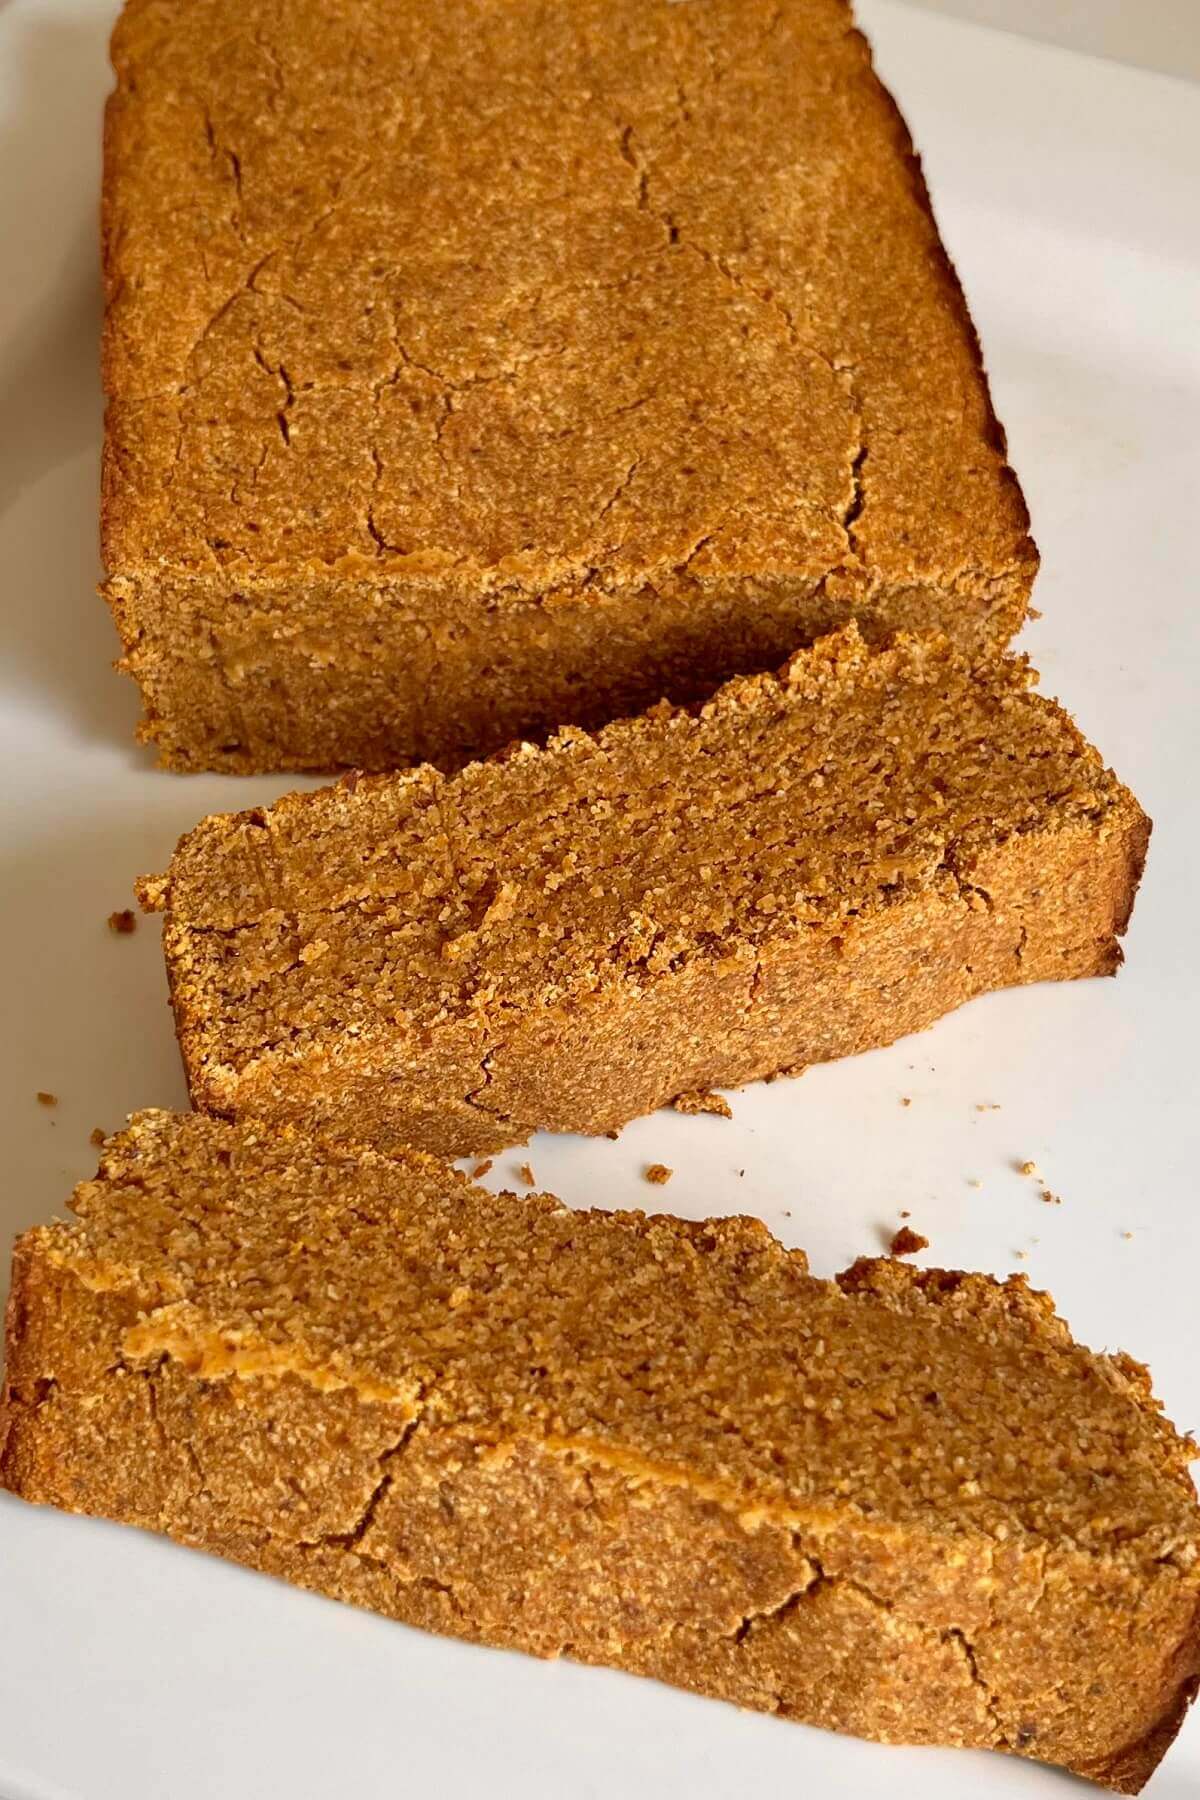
1082,1669,1200,1796
145,631,1149,1157
101,0,1035,772
2,1112,1197,1790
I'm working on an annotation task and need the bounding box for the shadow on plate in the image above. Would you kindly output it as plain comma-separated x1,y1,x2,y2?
0,6,142,755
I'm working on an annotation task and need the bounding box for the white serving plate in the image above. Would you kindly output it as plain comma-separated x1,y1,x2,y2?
1,2,1197,1794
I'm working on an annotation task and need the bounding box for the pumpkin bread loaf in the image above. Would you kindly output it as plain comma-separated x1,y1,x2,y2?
102,0,1034,772
141,631,1149,1156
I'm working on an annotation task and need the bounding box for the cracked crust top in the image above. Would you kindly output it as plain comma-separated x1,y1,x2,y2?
101,0,1035,609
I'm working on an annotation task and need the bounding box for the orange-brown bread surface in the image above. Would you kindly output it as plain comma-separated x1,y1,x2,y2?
3,1112,1197,1792
142,632,1149,1156
102,0,1035,772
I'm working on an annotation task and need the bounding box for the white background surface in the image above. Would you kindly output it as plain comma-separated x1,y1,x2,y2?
1,2,1199,1795
906,0,1200,81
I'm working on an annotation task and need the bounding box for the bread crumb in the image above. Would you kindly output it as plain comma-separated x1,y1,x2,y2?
899,1209,911,1219
975,1102,1000,1112
1017,1160,1041,1179
90,1127,107,1149
644,1163,673,1186
1015,1249,1028,1261
1121,1230,1134,1240
899,1096,911,1107
517,1162,536,1187
108,908,137,934
890,1225,928,1258
471,1159,493,1180
967,1178,982,1190
1041,1188,1061,1206
672,1089,732,1119
36,1091,57,1107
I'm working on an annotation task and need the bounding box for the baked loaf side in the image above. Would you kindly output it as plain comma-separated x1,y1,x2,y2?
102,0,1034,772
2,1112,1197,1792
143,631,1150,1156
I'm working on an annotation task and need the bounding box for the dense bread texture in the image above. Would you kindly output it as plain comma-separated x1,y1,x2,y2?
102,0,1035,773
2,1112,1197,1791
142,631,1150,1157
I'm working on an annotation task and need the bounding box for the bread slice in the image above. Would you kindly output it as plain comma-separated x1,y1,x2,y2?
102,0,1034,773
141,630,1149,1156
3,1111,1196,1791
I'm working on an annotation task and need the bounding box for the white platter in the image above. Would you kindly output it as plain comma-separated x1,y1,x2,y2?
1,2,1197,1794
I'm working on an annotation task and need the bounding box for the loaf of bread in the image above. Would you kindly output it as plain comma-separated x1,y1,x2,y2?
102,0,1034,772
3,1111,1196,1791
141,630,1149,1157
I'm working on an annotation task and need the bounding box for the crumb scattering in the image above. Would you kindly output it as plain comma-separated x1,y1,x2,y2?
471,1159,493,1180
672,1089,732,1119
108,909,137,935
644,1163,673,1185
36,1091,57,1107
517,1162,536,1187
890,1225,928,1258
1041,1189,1061,1206
90,1127,107,1149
